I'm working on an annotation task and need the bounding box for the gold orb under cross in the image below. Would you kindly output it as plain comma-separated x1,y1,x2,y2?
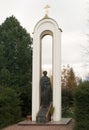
44,4,50,17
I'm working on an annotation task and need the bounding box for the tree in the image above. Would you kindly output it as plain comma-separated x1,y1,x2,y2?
0,16,32,116
66,67,77,91
62,65,77,91
0,86,21,128
74,81,89,130
61,65,77,115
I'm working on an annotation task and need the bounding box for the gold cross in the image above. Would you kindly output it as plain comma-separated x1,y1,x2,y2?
44,4,50,17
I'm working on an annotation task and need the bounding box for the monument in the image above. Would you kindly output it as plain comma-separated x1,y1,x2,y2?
32,5,62,122
36,71,52,123
40,71,52,107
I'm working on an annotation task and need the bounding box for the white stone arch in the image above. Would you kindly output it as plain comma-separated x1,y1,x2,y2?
40,30,53,76
32,17,62,121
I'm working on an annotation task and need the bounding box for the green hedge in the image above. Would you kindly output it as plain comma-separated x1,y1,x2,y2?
62,89,73,107
74,81,89,130
0,86,21,128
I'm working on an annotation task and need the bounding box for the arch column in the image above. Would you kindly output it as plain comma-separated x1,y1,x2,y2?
32,17,62,121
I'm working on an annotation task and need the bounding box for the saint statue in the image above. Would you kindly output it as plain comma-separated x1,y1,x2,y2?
40,71,52,107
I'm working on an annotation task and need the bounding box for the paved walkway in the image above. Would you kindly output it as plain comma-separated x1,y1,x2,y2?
2,119,74,130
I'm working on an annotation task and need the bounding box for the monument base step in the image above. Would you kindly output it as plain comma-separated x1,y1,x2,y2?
18,118,72,126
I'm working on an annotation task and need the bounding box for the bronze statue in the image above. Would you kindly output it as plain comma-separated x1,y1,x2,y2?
40,71,52,107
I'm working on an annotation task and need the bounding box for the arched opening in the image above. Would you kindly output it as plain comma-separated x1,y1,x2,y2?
41,35,53,81
40,35,53,104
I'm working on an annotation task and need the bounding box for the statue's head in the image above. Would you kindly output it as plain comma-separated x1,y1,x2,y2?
43,71,47,76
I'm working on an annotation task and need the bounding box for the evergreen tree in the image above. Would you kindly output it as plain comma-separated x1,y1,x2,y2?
62,65,77,91
62,65,77,109
0,16,32,116
66,67,77,91
0,86,21,128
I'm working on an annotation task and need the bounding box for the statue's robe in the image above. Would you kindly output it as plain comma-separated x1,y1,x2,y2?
40,76,52,107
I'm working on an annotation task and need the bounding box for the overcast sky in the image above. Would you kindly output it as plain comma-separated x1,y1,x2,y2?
0,0,88,78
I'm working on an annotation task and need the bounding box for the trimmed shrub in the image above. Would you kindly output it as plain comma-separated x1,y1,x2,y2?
74,81,89,130
62,89,73,107
62,106,74,118
0,86,21,128
62,89,74,118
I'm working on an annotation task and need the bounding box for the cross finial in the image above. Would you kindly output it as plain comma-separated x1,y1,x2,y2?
44,4,50,17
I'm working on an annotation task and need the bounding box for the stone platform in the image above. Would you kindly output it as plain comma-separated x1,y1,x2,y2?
2,118,74,130
18,118,72,126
